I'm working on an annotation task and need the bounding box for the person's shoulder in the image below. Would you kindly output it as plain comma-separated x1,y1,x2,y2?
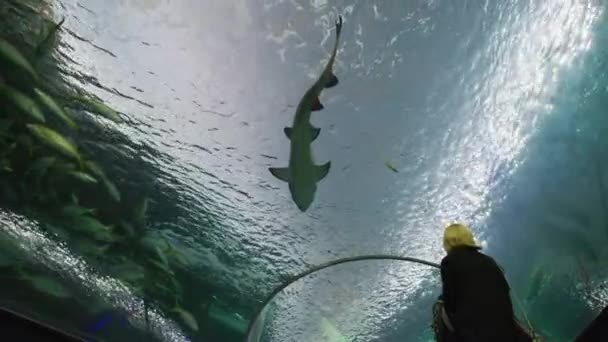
440,254,450,267
440,251,458,267
477,250,499,264
450,247,484,264
476,252,507,273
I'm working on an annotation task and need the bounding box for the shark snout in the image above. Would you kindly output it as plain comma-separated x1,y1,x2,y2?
295,197,313,211
290,183,316,212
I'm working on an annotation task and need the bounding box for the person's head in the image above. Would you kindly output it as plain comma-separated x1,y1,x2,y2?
442,223,480,253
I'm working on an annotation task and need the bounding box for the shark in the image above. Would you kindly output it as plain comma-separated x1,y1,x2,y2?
269,15,344,212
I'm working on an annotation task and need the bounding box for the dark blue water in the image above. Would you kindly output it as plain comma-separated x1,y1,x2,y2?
0,0,607,341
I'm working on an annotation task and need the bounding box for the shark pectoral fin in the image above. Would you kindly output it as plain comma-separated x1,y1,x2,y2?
269,167,290,182
325,73,339,88
310,126,321,141
315,162,331,181
311,96,324,111
283,127,293,139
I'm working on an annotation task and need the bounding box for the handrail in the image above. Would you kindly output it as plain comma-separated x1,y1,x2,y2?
243,254,441,341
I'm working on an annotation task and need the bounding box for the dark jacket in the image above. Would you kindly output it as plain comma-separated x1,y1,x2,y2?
440,246,526,342
575,305,608,342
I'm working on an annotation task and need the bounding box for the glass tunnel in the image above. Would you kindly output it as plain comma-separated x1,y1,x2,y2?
0,0,607,341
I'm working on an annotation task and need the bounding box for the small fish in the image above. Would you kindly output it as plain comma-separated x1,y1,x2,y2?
385,161,399,173
27,124,80,160
34,88,77,129
74,239,110,256
173,307,199,332
208,303,246,334
102,177,121,202
24,275,70,298
119,221,136,237
111,261,145,282
61,204,96,217
0,39,38,80
525,265,547,303
150,259,174,276
0,159,12,172
83,161,121,201
155,245,170,268
72,96,122,123
25,156,56,179
133,197,149,224
68,171,97,184
0,86,45,122
35,17,66,58
320,317,348,342
51,160,77,172
269,16,344,212
84,160,105,177
66,214,115,242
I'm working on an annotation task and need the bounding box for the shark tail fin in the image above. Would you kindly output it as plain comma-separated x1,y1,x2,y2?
315,162,331,181
326,73,339,88
269,167,290,182
336,16,343,36
311,96,324,111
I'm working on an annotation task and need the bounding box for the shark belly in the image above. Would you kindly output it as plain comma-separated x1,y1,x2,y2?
287,130,318,210
289,144,315,184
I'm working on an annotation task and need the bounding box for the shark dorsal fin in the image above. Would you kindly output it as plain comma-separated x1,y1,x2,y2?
284,126,321,141
269,167,290,182
316,162,331,181
326,73,339,88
